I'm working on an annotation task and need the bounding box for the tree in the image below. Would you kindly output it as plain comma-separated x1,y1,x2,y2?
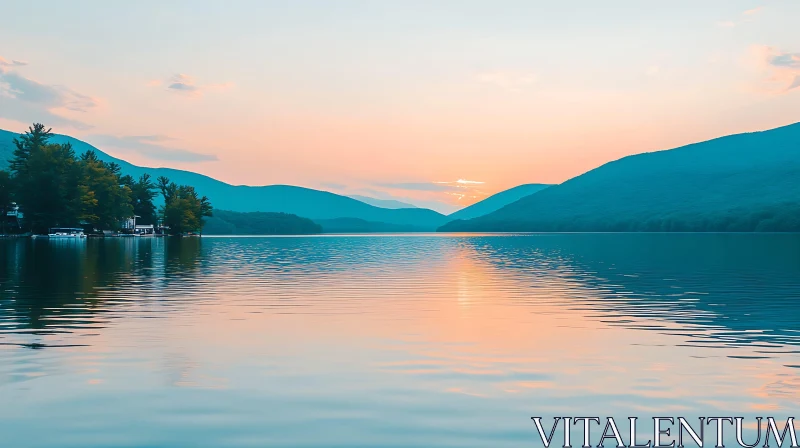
0,170,12,235
157,176,175,203
10,123,52,175
158,177,212,235
10,127,83,233
7,123,211,234
123,173,158,225
78,150,133,230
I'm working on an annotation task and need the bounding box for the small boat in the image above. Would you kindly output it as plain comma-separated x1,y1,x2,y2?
47,227,87,238
135,224,155,237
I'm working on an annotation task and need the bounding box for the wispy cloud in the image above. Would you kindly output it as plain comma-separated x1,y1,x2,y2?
0,57,28,67
769,51,800,70
743,6,763,16
357,179,489,214
438,179,485,185
167,73,199,93
86,134,218,162
750,46,800,93
149,73,233,97
0,57,98,129
378,179,485,192
378,182,454,192
717,6,763,28
319,182,347,191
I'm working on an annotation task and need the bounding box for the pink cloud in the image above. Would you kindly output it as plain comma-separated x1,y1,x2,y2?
749,46,800,93
0,56,28,68
717,6,764,27
149,73,234,97
0,58,99,129
743,6,763,16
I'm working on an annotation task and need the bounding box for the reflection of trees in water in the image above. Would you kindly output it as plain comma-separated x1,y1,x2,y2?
164,237,203,276
3,234,798,351
198,235,452,275
0,237,204,340
461,233,800,348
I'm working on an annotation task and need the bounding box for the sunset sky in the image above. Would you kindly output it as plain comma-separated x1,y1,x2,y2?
1,0,799,213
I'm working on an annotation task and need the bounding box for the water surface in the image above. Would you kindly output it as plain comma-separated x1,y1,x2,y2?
1,234,799,447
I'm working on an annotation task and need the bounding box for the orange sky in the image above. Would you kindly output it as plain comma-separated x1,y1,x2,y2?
1,1,799,213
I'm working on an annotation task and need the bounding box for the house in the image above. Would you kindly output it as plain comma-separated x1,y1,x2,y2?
3,202,24,233
120,215,139,230
135,224,155,236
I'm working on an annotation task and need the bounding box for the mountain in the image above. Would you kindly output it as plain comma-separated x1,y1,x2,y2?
440,122,800,232
447,183,551,221
0,131,17,168
203,210,322,235
314,217,417,233
0,129,449,230
347,195,418,209
0,130,448,231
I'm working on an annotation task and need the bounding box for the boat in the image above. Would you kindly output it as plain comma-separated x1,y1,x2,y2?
135,224,155,237
47,227,87,238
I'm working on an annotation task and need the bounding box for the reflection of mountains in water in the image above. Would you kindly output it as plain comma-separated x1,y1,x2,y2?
464,233,800,350
2,234,799,353
0,236,443,341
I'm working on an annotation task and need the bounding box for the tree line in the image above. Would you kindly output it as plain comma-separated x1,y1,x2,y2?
203,210,323,235
0,123,212,235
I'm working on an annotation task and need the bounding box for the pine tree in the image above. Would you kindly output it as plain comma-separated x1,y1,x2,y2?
10,123,52,175
7,123,211,234
10,127,83,233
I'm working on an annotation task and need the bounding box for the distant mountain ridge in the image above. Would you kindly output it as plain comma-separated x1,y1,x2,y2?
347,195,418,209
203,210,322,235
447,183,551,221
0,129,449,230
440,122,800,232
314,217,418,233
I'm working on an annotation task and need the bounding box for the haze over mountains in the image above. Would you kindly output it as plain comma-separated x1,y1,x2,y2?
0,129,450,231
441,122,800,232
447,183,551,221
3,121,799,234
347,195,418,210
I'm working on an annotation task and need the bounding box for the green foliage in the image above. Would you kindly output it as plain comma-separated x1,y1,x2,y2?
203,210,322,235
440,123,800,233
11,126,84,233
10,123,51,174
158,176,213,235
121,173,158,225
0,170,11,210
313,217,416,233
5,123,211,234
442,202,800,233
1,129,449,230
79,150,133,230
0,170,12,234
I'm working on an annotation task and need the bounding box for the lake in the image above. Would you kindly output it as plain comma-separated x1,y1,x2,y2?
1,234,799,447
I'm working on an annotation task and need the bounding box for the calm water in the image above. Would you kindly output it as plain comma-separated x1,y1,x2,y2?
1,234,799,447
